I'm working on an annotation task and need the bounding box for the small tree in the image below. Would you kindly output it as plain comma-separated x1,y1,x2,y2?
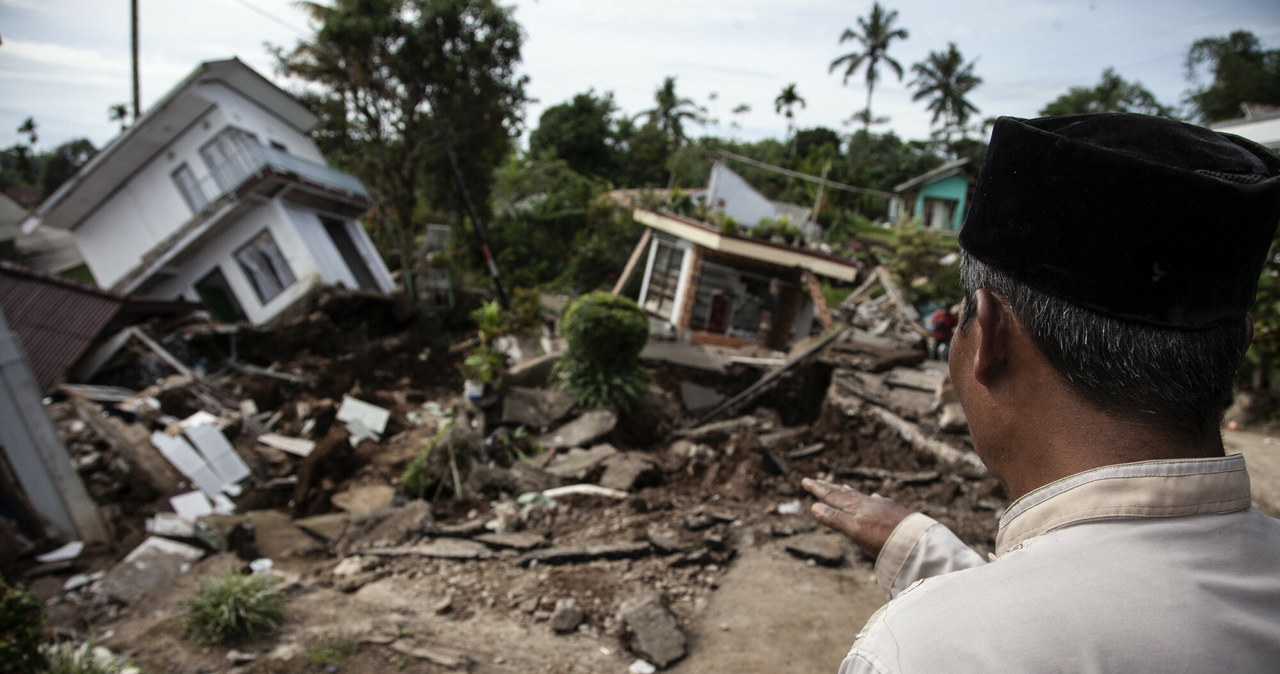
1,576,47,673
554,292,650,411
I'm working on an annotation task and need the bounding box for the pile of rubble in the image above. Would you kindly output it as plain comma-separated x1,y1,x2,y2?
9,287,1005,672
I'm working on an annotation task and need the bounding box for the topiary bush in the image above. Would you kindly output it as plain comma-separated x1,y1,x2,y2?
554,292,650,411
184,570,283,644
1,575,47,674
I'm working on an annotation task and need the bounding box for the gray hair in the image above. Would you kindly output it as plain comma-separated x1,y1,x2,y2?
959,253,1248,441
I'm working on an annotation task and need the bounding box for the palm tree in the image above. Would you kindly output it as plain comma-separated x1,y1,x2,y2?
775,84,806,157
910,42,982,154
108,103,130,132
636,76,706,149
829,2,909,132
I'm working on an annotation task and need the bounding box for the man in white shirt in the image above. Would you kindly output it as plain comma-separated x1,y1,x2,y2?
805,113,1280,673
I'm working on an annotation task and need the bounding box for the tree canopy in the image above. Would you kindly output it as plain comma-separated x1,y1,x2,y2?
276,0,528,285
1184,30,1280,123
528,90,619,180
830,2,909,131
1040,67,1173,118
910,42,982,154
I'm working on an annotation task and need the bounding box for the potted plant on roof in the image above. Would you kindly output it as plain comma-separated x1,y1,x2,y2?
459,300,507,401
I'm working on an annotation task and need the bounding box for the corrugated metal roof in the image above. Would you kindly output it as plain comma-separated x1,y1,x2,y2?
0,261,122,390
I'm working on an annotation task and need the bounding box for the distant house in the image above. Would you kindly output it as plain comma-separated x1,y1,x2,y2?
625,208,858,351
1211,104,1280,152
888,158,977,232
21,58,393,326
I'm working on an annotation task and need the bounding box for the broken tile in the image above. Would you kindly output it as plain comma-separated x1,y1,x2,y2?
185,423,251,487
258,433,316,457
151,431,224,498
336,395,390,444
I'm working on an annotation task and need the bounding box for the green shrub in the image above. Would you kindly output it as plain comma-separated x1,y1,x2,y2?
184,570,283,644
42,640,128,674
402,426,445,498
554,292,650,411
1,575,47,674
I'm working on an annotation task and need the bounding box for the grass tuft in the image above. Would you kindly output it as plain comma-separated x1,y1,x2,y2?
184,570,284,644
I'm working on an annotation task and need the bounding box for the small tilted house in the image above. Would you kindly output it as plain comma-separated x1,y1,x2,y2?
888,158,977,232
22,58,393,326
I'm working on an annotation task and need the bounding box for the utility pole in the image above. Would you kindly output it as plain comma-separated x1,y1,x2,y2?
131,0,141,119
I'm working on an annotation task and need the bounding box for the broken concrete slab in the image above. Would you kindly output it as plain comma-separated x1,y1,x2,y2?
474,531,546,551
551,597,585,633
500,386,577,430
517,541,651,567
784,533,847,566
362,539,494,560
294,513,350,542
331,484,396,517
619,592,687,668
467,462,562,496
537,410,617,450
69,395,183,495
93,536,205,603
389,639,469,669
338,500,434,555
823,340,924,373
257,433,315,457
244,510,326,559
147,512,196,539
336,395,391,445
545,443,619,480
678,382,724,415
598,452,661,492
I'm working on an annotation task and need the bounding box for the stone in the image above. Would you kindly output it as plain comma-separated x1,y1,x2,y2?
474,531,546,551
683,513,715,532
390,639,469,669
226,649,256,664
294,513,350,542
362,539,494,560
245,510,325,559
93,536,205,603
517,541,651,567
550,598,585,633
673,416,755,443
599,453,661,492
537,410,617,450
331,484,396,517
545,443,619,480
645,528,684,554
678,381,723,415
501,386,577,430
619,592,686,668
338,500,435,556
195,514,258,559
331,555,369,578
784,533,846,566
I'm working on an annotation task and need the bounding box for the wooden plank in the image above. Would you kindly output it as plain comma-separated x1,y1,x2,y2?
838,273,880,311
803,269,834,332
612,228,653,296
69,394,184,495
874,266,920,321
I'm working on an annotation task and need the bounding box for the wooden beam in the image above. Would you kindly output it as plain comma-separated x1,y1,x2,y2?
803,270,834,332
612,228,652,296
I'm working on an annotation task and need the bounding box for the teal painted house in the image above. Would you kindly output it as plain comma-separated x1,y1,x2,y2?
889,158,976,232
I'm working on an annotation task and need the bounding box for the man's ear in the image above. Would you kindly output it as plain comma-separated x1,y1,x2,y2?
1246,313,1255,347
971,288,1010,387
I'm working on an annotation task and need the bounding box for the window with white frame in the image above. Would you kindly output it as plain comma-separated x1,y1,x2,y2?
172,163,207,212
201,126,260,193
644,239,685,319
235,229,296,304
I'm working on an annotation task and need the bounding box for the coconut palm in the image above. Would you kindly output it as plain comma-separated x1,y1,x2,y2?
636,76,706,149
775,83,806,156
910,42,982,153
829,2,909,132
108,103,130,132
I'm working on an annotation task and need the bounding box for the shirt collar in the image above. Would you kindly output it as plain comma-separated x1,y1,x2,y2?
995,454,1252,555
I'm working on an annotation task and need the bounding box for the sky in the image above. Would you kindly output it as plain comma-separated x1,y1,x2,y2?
1,0,1278,154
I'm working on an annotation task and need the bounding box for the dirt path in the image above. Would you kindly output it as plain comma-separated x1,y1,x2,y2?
669,538,884,673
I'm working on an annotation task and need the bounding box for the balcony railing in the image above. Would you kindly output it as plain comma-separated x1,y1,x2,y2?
182,141,369,212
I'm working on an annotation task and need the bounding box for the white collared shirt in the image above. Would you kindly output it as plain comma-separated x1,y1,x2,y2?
842,454,1280,673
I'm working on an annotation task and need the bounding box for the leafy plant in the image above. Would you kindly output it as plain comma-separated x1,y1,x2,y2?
1,576,47,674
184,570,283,644
553,292,650,411
402,425,446,498
458,344,506,384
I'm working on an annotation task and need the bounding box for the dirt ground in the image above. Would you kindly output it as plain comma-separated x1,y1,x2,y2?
22,290,1280,674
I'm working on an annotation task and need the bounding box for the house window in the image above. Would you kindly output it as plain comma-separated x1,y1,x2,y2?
269,140,288,152
644,239,685,319
172,163,207,212
235,229,296,304
201,126,260,193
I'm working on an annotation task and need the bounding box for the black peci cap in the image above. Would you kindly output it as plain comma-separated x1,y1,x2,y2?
958,113,1280,329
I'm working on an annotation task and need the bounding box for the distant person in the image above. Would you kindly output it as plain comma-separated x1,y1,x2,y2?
927,304,957,360
805,113,1280,672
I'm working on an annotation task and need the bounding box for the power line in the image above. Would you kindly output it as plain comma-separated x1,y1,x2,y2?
230,0,309,37
702,147,894,200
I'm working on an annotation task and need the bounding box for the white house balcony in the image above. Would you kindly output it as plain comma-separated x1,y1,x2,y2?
180,141,371,219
